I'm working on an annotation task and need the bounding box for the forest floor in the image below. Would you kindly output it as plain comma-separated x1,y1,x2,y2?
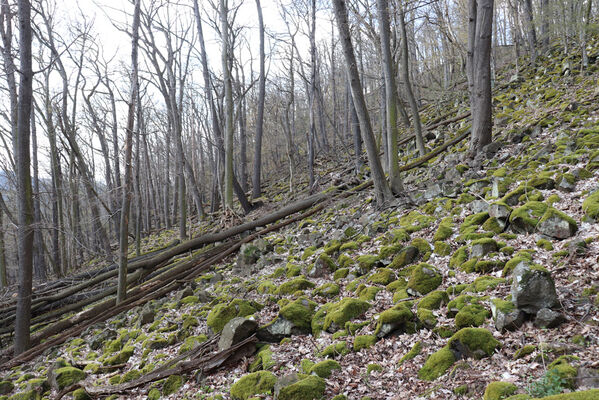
2,42,599,400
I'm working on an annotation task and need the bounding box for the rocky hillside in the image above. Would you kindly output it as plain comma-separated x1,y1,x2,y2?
2,43,599,400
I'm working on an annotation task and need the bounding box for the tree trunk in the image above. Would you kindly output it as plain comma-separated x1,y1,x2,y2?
252,0,265,199
332,0,393,206
31,105,47,281
221,0,234,209
521,0,537,65
14,0,34,356
377,0,404,195
117,0,141,304
468,0,494,154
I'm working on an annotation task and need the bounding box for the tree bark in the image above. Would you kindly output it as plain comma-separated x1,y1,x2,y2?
332,0,393,206
14,0,34,356
468,0,494,154
221,0,234,209
252,0,265,199
117,0,141,304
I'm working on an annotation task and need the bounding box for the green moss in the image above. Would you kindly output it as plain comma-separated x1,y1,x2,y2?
460,259,505,274
103,346,134,366
230,371,276,400
313,283,340,298
324,240,342,255
356,255,379,274
455,304,489,329
279,297,318,331
8,390,42,400
162,375,183,396
389,246,420,269
356,285,381,301
467,276,506,293
434,241,452,256
509,202,548,233
400,211,434,233
179,334,208,354
460,212,490,234
389,228,411,243
449,246,469,269
407,263,442,296
418,291,449,310
323,298,370,332
366,363,383,374
378,244,403,259
539,207,578,236
537,238,554,251
147,388,161,400
257,281,276,294
301,359,315,374
206,299,261,333
320,341,349,358
0,381,13,395
483,381,518,400
398,341,422,365
353,335,377,351
514,344,536,359
548,356,578,389
120,369,141,384
411,238,432,255
301,246,317,261
72,388,91,400
277,277,316,295
418,346,456,381
529,389,599,399
367,268,396,285
309,360,341,378
447,295,476,316
53,367,86,390
333,268,349,280
503,254,533,276
277,375,325,400
449,328,500,357
286,263,302,277
483,217,505,234
375,303,415,336
249,345,275,372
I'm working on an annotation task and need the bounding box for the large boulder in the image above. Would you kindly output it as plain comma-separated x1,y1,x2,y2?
534,308,566,329
258,298,317,342
218,317,258,351
509,201,548,233
490,298,525,332
511,262,559,314
406,263,442,296
230,371,277,400
537,207,578,239
274,374,325,400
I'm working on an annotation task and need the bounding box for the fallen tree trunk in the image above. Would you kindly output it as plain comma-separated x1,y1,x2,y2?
397,111,471,148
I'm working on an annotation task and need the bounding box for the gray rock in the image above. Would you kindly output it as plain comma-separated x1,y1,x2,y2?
482,141,502,158
0,381,14,395
175,286,194,302
424,184,442,201
557,176,576,192
257,317,296,343
210,272,224,284
537,212,577,240
489,202,511,221
218,317,258,351
307,255,334,278
511,262,559,314
90,329,117,350
195,289,213,303
577,367,599,389
494,309,526,332
139,306,155,326
471,200,489,214
534,308,566,329
470,240,498,258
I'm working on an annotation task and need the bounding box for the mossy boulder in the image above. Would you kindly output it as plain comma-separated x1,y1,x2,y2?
353,334,377,351
230,371,276,400
207,299,262,333
356,255,380,275
491,298,525,332
374,303,416,338
276,277,316,295
389,246,420,268
410,238,432,256
313,283,340,298
454,304,489,329
309,360,341,378
103,346,134,366
467,276,505,293
509,202,548,233
51,367,86,390
460,212,490,234
249,345,275,372
0,382,14,395
320,341,349,358
449,247,469,269
418,346,456,381
259,298,317,342
434,241,452,256
162,375,183,396
400,211,434,233
418,290,449,311
323,298,370,333
582,191,599,221
471,238,498,258
549,356,578,389
433,220,453,242
367,268,396,285
406,263,442,296
448,328,500,359
275,374,326,400
7,390,41,400
537,207,578,239
511,262,558,314
483,381,517,400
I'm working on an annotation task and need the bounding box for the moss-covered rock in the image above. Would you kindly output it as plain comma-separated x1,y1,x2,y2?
356,255,380,275
433,219,454,242
460,212,490,234
582,191,599,221
207,299,262,333
7,390,41,400
418,346,456,381
449,246,469,269
162,375,183,396
407,263,442,296
448,328,500,359
279,297,318,332
0,381,14,395
353,335,377,351
276,277,316,295
230,371,276,400
313,283,340,298
470,238,498,258
398,341,422,365
454,304,490,329
103,346,134,366
418,290,449,310
52,367,86,390
548,356,578,389
72,388,91,400
374,303,416,337
483,381,517,400
537,207,578,239
249,345,275,372
309,360,341,378
367,268,396,285
400,211,434,233
323,298,370,332
320,341,349,358
434,241,452,256
389,246,420,268
467,276,505,293
509,201,548,233
276,375,326,400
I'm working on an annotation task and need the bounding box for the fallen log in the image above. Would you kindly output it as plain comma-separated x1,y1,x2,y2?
397,111,471,148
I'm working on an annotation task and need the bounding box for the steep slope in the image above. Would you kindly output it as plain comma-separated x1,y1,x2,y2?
2,43,599,400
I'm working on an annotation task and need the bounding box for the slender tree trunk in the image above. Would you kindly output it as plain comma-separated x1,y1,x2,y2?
117,0,141,305
14,0,34,356
0,207,6,287
377,0,404,194
221,0,234,209
398,5,425,157
332,0,393,206
581,0,593,70
31,106,47,281
469,0,494,154
252,0,265,199
521,0,537,65
308,0,317,190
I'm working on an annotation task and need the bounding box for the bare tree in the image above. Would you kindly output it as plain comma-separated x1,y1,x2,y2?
252,0,265,199
467,0,494,154
117,0,141,305
14,0,35,355
333,0,393,206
